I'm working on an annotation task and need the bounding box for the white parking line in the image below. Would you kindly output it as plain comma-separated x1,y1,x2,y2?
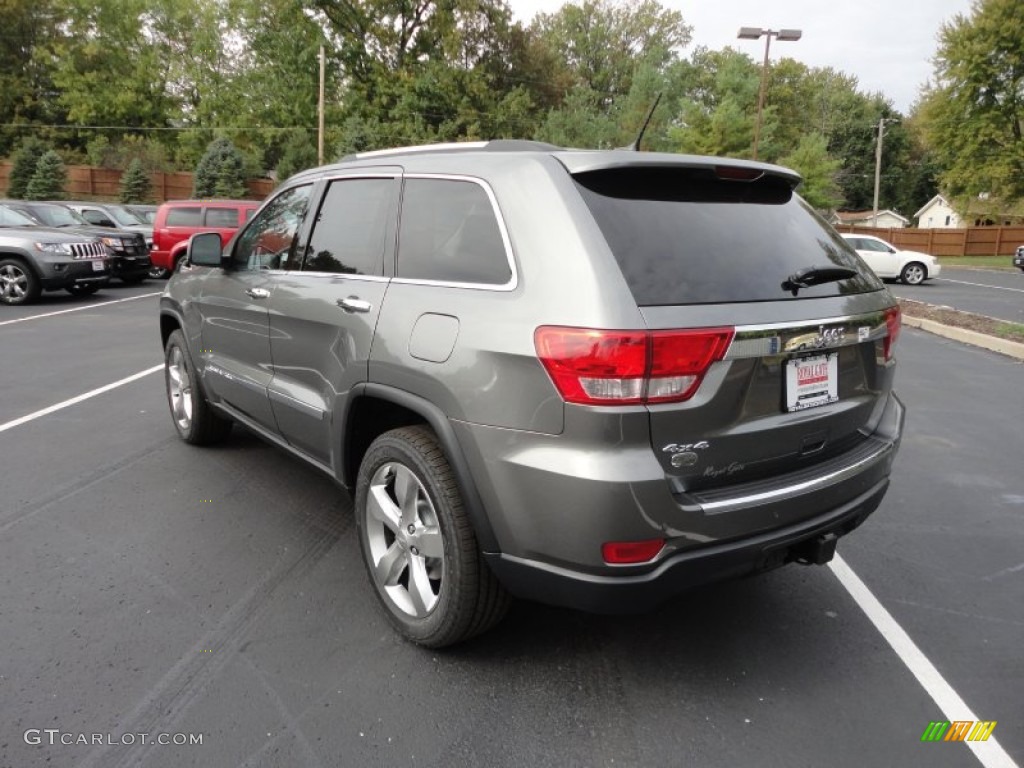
830,554,1018,768
0,365,163,433
0,291,162,327
938,278,1024,294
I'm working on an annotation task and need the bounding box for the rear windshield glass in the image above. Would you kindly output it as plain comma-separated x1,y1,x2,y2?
574,167,879,305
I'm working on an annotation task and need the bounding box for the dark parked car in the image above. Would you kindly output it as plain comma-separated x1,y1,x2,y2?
56,200,153,250
159,141,904,647
0,205,109,304
1014,245,1023,272
3,200,150,284
149,199,259,278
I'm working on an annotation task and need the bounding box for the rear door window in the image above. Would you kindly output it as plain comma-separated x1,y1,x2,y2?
396,178,511,286
166,207,202,227
574,167,879,305
204,207,238,227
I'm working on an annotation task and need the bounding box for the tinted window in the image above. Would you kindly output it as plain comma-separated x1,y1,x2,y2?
397,179,511,285
301,178,396,275
861,238,893,253
166,207,202,226
81,209,114,226
233,185,312,271
574,167,879,305
204,207,238,227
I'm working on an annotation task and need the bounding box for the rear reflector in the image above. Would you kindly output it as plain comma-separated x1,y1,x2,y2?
883,305,901,361
602,539,665,565
535,326,734,405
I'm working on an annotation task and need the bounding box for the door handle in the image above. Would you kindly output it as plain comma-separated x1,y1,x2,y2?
246,288,271,299
337,296,372,313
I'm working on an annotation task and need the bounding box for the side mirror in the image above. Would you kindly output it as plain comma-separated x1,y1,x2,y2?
188,231,224,267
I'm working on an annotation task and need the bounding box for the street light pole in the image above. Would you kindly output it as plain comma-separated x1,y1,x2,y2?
738,27,802,161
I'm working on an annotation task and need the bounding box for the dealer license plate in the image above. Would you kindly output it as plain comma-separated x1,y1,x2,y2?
785,353,839,412
91,259,105,272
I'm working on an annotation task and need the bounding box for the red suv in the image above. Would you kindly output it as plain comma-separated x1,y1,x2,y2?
149,200,260,278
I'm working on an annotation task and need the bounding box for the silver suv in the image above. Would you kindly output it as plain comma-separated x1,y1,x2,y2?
159,141,905,647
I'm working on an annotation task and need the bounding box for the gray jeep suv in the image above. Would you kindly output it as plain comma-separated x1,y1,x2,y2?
159,141,905,647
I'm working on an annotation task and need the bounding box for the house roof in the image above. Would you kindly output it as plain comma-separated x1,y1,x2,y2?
913,194,952,220
832,209,910,225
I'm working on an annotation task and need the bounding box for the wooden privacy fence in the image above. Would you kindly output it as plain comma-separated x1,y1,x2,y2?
0,161,273,202
833,225,1024,257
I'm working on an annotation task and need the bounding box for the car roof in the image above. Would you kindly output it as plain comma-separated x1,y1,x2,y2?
290,140,802,187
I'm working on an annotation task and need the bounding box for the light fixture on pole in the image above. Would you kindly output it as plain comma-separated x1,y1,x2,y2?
737,27,802,161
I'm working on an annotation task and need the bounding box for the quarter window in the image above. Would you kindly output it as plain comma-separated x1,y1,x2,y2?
397,179,511,285
232,185,312,271
301,178,396,275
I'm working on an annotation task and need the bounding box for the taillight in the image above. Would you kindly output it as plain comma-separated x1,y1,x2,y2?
535,326,734,405
883,305,901,361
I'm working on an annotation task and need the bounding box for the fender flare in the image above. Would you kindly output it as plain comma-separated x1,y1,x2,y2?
346,383,500,553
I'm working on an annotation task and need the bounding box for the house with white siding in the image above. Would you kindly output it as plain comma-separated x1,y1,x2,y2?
829,210,909,229
914,194,963,228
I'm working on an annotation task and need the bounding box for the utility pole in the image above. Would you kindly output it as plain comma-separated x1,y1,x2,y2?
318,46,326,166
872,117,897,227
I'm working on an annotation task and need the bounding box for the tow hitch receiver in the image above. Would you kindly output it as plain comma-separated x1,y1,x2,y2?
794,532,839,565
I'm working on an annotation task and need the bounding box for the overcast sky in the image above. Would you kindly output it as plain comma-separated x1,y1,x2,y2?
506,0,978,113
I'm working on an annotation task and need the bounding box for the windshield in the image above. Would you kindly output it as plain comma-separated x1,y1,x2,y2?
32,205,88,227
0,205,38,227
107,206,145,226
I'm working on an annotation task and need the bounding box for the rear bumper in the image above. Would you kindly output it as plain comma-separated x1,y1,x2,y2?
486,477,888,613
458,391,904,612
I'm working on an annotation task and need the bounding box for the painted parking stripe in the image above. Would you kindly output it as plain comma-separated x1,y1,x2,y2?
830,554,1018,768
0,364,163,434
0,291,162,327
937,278,1024,294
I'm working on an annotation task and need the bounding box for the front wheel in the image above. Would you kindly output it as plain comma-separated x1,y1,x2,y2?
355,426,508,648
0,258,40,305
148,266,170,279
900,262,927,285
164,329,232,444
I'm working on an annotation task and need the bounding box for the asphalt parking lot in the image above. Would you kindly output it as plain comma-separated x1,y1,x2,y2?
891,266,1024,323
1,283,1021,768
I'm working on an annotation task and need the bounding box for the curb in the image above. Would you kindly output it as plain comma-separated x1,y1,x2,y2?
902,314,1024,361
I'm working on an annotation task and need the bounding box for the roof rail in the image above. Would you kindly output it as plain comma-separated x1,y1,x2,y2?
345,139,561,162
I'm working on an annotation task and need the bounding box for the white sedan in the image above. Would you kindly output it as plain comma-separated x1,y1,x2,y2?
840,234,941,285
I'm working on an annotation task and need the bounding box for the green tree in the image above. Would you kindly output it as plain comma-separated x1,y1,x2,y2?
919,0,1024,205
275,130,319,183
194,137,247,198
119,158,152,203
7,138,49,198
779,134,842,211
25,150,67,199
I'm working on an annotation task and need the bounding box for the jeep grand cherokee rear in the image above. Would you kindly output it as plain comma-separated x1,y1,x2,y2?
160,142,903,647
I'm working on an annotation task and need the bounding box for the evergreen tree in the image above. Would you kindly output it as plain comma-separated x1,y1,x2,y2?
24,150,67,200
275,129,319,183
193,137,247,198
119,158,152,203
7,138,48,198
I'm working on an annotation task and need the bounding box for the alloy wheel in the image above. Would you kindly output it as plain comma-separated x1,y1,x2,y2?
166,345,194,431
0,263,28,301
365,462,446,618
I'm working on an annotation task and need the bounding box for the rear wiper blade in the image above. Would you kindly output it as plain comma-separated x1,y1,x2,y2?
782,265,858,296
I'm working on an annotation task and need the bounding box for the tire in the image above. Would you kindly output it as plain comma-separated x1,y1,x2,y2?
164,329,232,445
355,425,509,648
0,257,41,305
900,262,926,285
148,266,170,279
66,284,101,296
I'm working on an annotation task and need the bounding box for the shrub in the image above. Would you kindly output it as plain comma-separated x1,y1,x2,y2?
25,150,67,200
